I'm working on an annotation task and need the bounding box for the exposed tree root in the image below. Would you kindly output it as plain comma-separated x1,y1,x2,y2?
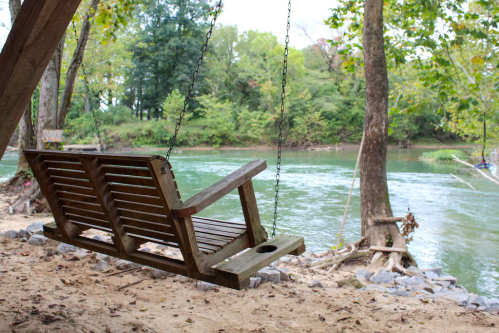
307,237,368,271
7,180,50,215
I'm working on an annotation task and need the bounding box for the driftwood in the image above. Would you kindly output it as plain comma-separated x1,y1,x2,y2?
450,173,477,191
307,237,367,272
116,279,143,291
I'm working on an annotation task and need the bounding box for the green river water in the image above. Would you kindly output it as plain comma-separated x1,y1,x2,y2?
1,148,498,297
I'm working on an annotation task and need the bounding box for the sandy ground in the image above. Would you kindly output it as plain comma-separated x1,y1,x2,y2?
1,196,498,332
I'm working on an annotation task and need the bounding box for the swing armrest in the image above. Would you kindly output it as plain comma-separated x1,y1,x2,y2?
171,159,267,218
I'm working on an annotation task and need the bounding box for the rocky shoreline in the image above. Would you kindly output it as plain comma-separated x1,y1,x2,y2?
3,221,498,315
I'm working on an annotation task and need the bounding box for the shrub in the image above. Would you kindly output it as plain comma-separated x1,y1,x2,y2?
420,149,467,161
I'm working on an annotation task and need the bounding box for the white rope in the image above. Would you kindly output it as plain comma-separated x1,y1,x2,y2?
334,130,365,253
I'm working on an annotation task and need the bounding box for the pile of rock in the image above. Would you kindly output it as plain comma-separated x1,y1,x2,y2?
358,267,499,312
1,221,48,246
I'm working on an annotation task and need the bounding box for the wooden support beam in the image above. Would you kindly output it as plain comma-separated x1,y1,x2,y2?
0,0,82,160
369,246,406,253
79,156,138,257
372,217,404,224
238,179,267,247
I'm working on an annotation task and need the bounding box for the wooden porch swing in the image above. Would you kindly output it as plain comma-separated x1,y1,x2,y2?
20,0,304,289
24,150,304,289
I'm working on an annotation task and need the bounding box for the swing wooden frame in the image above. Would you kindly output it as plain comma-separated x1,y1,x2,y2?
24,149,305,289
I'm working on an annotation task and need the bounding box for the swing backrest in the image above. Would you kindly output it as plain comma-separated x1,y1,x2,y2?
23,150,182,249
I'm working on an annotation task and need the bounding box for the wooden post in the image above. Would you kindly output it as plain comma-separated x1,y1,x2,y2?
238,180,267,247
79,156,138,257
0,0,82,160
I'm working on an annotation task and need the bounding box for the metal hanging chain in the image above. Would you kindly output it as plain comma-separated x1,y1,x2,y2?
272,0,291,238
164,0,223,170
72,21,104,152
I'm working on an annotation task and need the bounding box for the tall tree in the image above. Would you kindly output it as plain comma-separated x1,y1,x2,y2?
360,0,393,245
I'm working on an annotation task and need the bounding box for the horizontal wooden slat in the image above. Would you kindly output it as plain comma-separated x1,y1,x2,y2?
24,150,164,161
49,168,87,179
57,191,98,204
60,198,103,213
193,217,246,230
111,192,163,206
66,213,110,229
62,206,106,220
118,208,169,224
124,225,177,243
51,176,92,188
39,155,80,163
109,184,159,197
98,158,149,168
171,159,267,217
121,217,172,234
193,221,246,236
102,165,152,177
45,161,83,170
105,174,155,187
55,184,95,196
115,200,166,215
193,225,244,238
195,236,229,248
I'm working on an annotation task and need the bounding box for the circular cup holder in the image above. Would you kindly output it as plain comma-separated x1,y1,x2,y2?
256,245,278,253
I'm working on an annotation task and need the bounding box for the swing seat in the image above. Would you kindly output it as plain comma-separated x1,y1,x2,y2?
24,150,305,289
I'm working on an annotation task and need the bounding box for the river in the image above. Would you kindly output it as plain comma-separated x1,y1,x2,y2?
1,148,498,297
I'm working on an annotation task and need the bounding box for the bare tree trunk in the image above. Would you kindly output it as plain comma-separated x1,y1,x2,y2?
37,36,65,149
360,0,393,246
9,0,21,26
84,91,90,114
57,0,100,129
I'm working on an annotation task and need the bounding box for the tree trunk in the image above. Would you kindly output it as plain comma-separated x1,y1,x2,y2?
84,90,90,114
9,0,21,26
360,0,393,247
37,36,65,149
57,0,100,129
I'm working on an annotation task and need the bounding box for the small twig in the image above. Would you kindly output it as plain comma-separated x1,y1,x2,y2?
104,267,141,277
147,327,159,333
450,173,477,191
117,279,143,291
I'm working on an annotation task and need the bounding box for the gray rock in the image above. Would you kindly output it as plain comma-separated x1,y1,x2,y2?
141,267,170,279
424,271,439,280
433,291,469,306
249,277,262,289
365,285,389,292
17,229,28,239
436,276,458,285
356,269,372,280
389,290,410,297
469,294,486,308
96,253,112,262
276,267,290,282
423,267,442,276
255,267,281,283
26,221,44,235
28,235,47,246
115,260,140,270
371,271,396,285
73,249,90,259
302,251,314,257
279,256,291,263
58,243,77,254
91,260,109,272
484,298,499,312
195,281,216,291
408,283,432,293
392,272,401,278
395,276,425,286
407,266,423,276
3,230,18,239
0,231,4,237
436,280,451,288
309,280,324,288
301,257,317,265
92,235,107,242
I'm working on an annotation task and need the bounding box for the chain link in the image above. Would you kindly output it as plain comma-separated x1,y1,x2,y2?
163,0,223,172
72,21,104,152
272,0,291,238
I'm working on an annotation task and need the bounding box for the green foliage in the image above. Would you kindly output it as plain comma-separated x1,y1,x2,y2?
162,89,184,123
421,149,467,162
